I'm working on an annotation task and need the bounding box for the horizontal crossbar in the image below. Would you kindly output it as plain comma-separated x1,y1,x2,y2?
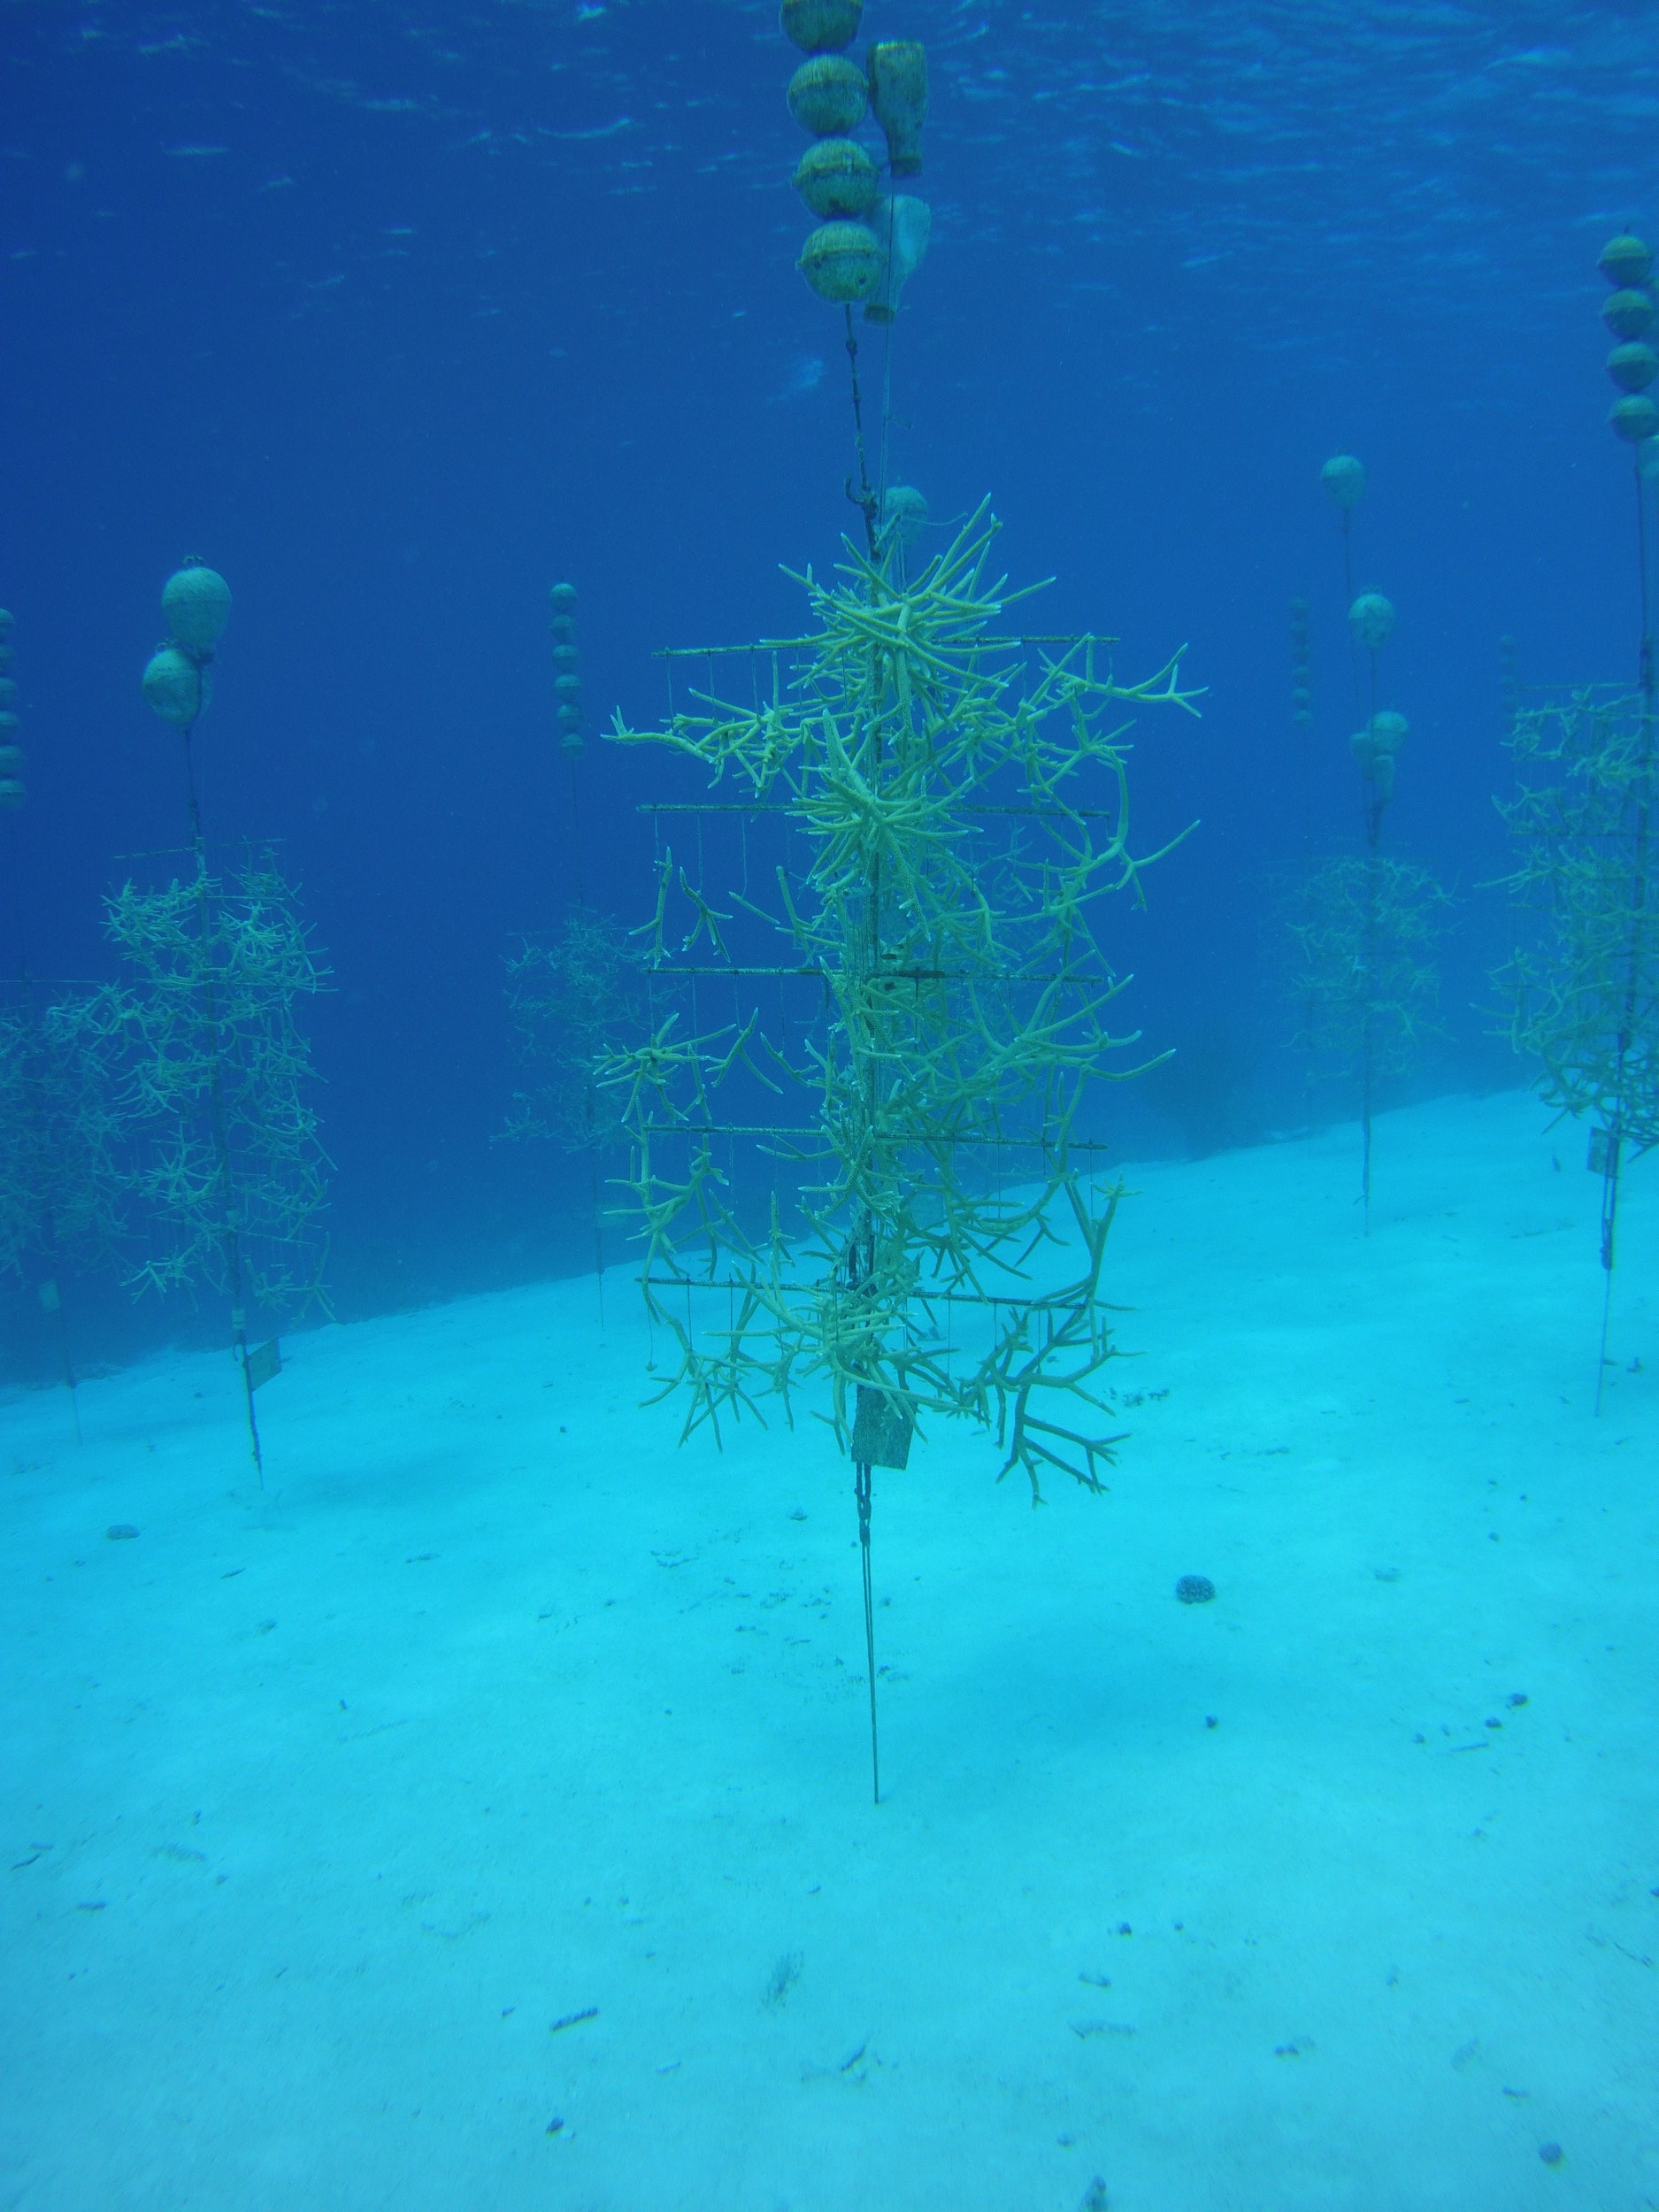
653,632,1121,659
640,803,1125,819
641,1273,1102,1310
639,1124,1120,1151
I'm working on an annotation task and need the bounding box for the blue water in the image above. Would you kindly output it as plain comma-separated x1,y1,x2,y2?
2,9,1658,2200
4,0,1652,1363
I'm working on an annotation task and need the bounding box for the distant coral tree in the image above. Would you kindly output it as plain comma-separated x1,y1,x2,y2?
50,858,330,1316
1498,685,1659,1156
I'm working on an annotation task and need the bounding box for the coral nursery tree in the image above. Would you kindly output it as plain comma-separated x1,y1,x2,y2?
599,509,1197,1793
1498,681,1659,1400
1495,227,1659,1406
45,563,331,1484
1291,459,1448,1225
503,907,641,1311
48,858,332,1483
53,861,330,1325
0,987,125,1431
1288,846,1448,1215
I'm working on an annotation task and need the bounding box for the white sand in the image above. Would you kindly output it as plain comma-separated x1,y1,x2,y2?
3,1089,1656,2211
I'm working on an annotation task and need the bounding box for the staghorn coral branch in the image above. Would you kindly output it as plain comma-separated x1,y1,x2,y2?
601,506,1195,1491
42,857,331,1316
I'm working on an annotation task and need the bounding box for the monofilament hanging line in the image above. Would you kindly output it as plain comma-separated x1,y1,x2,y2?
179,718,265,1486
1342,504,1363,736
567,749,588,912
876,188,899,511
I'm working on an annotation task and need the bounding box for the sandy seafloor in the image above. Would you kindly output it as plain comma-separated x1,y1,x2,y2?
3,1087,1656,2212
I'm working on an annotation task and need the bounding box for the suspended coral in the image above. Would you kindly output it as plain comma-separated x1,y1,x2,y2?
51,861,330,1315
503,908,641,1152
1497,687,1659,1161
0,994,125,1285
599,506,1199,1499
1287,854,1448,1095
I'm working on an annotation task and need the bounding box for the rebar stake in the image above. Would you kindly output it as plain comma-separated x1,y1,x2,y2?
855,1456,879,1805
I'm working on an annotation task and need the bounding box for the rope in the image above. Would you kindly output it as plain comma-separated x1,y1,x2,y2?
842,308,880,556
1342,508,1362,734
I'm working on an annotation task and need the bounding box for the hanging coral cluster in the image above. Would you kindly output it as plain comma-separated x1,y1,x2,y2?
783,0,931,319
503,908,639,1151
1288,854,1448,1088
549,580,583,755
